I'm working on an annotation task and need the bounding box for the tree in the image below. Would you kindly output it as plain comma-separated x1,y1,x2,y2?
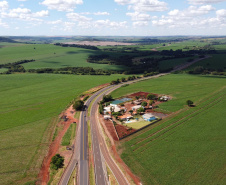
99,103,104,114
129,110,133,115
137,107,145,114
102,95,113,103
73,100,84,111
141,101,147,107
186,100,194,107
50,154,64,170
121,77,126,82
110,80,117,85
147,94,157,100
135,95,140,100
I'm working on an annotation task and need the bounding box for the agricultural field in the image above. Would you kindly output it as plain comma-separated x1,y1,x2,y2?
0,43,127,71
158,57,196,71
111,74,226,112
0,73,128,185
186,54,226,71
112,74,226,184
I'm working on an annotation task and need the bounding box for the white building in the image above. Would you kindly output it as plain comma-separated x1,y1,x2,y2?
104,105,121,114
160,96,169,101
132,105,142,111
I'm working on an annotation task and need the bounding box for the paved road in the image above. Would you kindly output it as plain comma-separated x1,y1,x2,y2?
59,55,209,185
90,86,130,185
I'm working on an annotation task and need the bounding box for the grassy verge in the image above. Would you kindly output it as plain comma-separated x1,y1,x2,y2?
106,165,119,185
67,167,77,185
74,111,80,120
61,123,76,146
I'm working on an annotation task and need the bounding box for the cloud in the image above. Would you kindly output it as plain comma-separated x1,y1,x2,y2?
1,8,49,22
133,21,149,27
93,19,127,29
81,12,110,16
94,12,110,15
33,10,49,17
152,6,226,29
40,0,83,12
0,1,8,10
126,12,151,21
167,5,215,18
66,12,92,21
114,0,130,5
115,0,168,12
17,0,27,1
216,9,226,17
67,12,127,30
188,0,226,5
47,19,62,24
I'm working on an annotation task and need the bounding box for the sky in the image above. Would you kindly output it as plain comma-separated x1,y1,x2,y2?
0,0,226,36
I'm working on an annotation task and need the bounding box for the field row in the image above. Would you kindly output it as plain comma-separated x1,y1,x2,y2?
130,89,225,153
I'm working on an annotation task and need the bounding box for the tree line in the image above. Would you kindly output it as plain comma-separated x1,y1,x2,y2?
54,43,99,50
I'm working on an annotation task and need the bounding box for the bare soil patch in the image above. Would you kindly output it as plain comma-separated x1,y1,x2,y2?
115,124,137,139
127,91,151,99
64,41,136,46
100,115,119,141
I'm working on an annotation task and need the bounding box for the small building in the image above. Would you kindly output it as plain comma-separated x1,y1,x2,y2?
132,105,142,111
119,114,133,121
142,113,156,121
104,105,121,114
160,96,169,101
104,115,111,120
134,100,141,105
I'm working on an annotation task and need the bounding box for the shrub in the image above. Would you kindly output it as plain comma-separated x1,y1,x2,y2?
73,100,84,111
147,94,157,100
186,100,194,107
83,95,89,101
50,154,64,170
141,101,147,107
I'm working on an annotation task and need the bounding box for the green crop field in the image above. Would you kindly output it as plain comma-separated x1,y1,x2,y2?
111,74,226,112
112,74,226,185
158,57,196,71
186,54,226,71
0,44,127,71
0,73,128,185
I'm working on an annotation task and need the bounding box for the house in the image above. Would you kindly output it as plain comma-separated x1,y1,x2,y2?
131,105,142,111
118,114,133,121
104,105,121,114
142,113,156,121
134,100,141,105
160,96,169,101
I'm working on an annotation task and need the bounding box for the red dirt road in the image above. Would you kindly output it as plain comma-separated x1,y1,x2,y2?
37,105,78,185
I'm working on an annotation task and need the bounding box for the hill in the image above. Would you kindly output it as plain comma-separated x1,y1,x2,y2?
0,37,18,43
